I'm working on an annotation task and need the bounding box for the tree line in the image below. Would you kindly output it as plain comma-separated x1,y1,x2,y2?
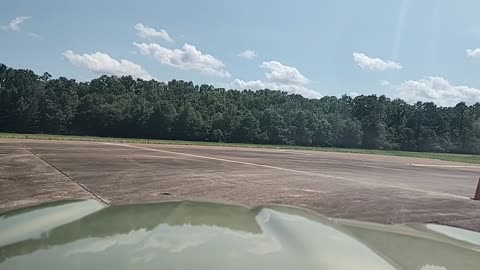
1,63,480,154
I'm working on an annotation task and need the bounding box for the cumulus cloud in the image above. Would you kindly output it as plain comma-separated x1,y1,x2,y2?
133,42,231,78
466,48,480,58
231,61,321,98
353,52,402,71
2,16,31,31
389,76,480,106
260,61,309,85
62,50,155,80
134,23,173,42
238,49,257,60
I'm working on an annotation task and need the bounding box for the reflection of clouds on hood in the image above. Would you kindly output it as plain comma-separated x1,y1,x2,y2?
4,201,478,270
152,223,283,256
63,219,283,260
65,228,148,256
65,226,209,258
65,238,118,256
143,238,205,253
137,227,211,253
131,229,209,263
247,237,281,255
0,200,103,247
421,265,447,270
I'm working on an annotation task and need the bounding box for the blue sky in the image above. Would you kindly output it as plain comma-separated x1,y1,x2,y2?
2,0,480,105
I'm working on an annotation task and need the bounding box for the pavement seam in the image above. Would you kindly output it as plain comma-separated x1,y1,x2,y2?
19,143,110,205
104,142,471,201
433,216,480,223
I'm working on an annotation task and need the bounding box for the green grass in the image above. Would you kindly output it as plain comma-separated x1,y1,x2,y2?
1,132,479,164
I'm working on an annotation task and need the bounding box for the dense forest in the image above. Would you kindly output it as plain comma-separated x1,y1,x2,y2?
1,63,480,154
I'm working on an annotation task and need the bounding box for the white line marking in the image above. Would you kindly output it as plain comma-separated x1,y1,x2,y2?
103,142,470,200
410,163,480,169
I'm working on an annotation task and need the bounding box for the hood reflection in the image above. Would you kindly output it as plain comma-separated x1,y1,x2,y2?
0,200,479,270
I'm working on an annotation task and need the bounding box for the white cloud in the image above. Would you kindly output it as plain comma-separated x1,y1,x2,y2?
389,76,480,106
238,49,257,60
134,42,231,78
231,79,266,90
231,79,321,98
260,61,309,85
349,91,360,97
62,50,155,80
466,48,480,58
134,23,173,42
2,16,31,31
2,16,39,38
353,52,402,71
380,80,391,86
231,61,321,98
26,32,41,39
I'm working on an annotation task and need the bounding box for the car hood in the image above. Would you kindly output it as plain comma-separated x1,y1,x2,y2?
0,200,479,270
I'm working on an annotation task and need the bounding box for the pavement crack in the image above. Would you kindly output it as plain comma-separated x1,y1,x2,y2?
19,143,110,205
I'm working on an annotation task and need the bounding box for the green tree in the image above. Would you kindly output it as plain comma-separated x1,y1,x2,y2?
234,112,261,143
0,65,42,132
352,95,387,149
1,63,480,154
312,117,333,146
172,103,205,140
145,101,176,139
259,108,287,144
38,77,79,134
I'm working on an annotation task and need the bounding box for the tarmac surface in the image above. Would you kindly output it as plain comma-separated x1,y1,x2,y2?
1,139,480,231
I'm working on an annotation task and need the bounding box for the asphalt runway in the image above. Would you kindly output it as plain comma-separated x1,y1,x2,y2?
1,139,480,231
